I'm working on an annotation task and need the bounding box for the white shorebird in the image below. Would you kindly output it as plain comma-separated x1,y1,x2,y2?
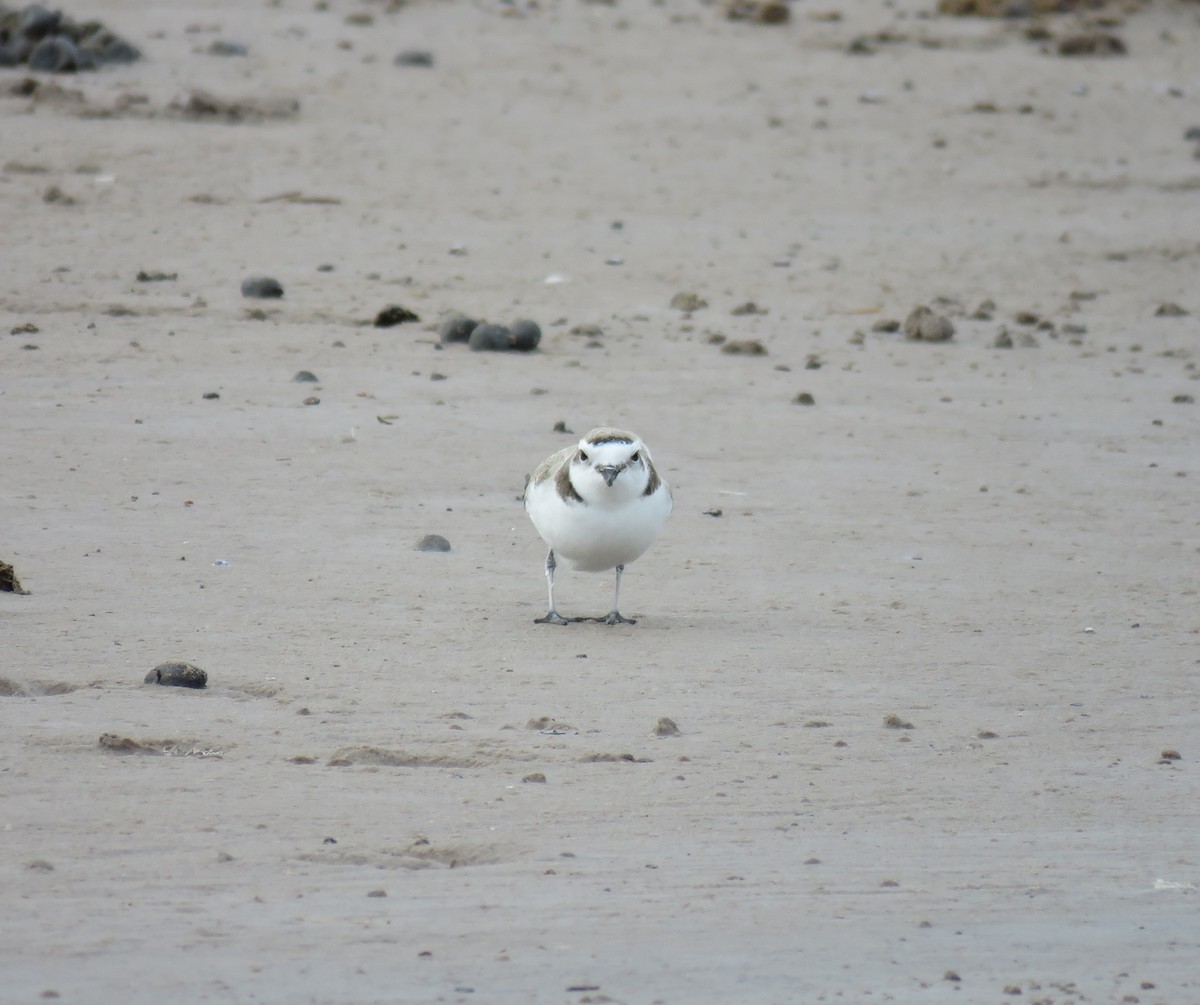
524,427,672,625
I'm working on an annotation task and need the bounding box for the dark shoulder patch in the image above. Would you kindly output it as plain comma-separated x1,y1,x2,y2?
643,459,661,497
556,461,583,503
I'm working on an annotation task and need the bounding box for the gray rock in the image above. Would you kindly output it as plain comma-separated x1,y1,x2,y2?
395,50,434,67
241,276,284,299
508,319,541,351
208,40,249,57
93,34,140,63
18,5,62,41
670,291,707,311
439,315,478,343
145,661,208,689
468,324,511,352
415,534,451,553
28,36,79,72
902,305,955,342
373,304,419,327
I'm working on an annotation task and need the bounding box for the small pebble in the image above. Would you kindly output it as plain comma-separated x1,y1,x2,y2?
42,185,76,205
374,305,419,327
2,560,30,595
395,50,434,67
509,319,541,351
208,40,249,57
144,661,208,689
654,717,681,737
902,305,955,342
302,396,320,406
670,291,707,312
241,276,284,299
292,370,319,383
721,339,767,355
468,324,511,352
415,534,451,552
793,392,816,405
28,36,80,72
871,318,900,333
1058,32,1127,57
1155,302,1189,317
439,315,478,343
92,34,140,64
522,772,547,783
19,5,62,37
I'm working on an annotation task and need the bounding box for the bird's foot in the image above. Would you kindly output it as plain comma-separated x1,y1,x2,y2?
534,611,572,626
593,611,636,626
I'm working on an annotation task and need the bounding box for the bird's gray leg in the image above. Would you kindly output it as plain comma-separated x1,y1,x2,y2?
534,549,571,625
594,564,636,625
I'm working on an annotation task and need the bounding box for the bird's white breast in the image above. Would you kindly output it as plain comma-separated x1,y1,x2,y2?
525,476,671,573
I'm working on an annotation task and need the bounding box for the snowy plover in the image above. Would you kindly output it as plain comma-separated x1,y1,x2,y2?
524,427,672,625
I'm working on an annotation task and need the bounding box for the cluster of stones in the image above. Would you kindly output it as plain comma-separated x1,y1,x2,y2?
439,315,542,352
0,3,140,72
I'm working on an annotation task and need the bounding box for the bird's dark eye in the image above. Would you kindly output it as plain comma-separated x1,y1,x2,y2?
579,450,589,462
631,451,640,463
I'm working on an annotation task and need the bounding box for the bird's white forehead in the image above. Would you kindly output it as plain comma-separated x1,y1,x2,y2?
577,437,641,463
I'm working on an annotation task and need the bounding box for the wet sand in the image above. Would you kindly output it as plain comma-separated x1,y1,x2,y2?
2,0,1198,1001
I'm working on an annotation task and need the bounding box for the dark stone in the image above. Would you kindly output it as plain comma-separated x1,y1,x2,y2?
394,50,434,67
438,315,478,343
374,304,419,327
902,305,955,342
468,323,511,352
145,661,208,689
208,40,249,57
292,370,319,382
93,34,140,64
508,319,541,351
415,534,451,553
1057,32,1126,58
1,560,30,595
18,5,61,42
28,36,79,73
241,276,284,298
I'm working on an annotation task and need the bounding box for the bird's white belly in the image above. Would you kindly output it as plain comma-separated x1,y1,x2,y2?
527,484,670,573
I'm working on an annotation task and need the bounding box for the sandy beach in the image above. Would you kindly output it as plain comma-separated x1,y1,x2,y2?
2,0,1199,1001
